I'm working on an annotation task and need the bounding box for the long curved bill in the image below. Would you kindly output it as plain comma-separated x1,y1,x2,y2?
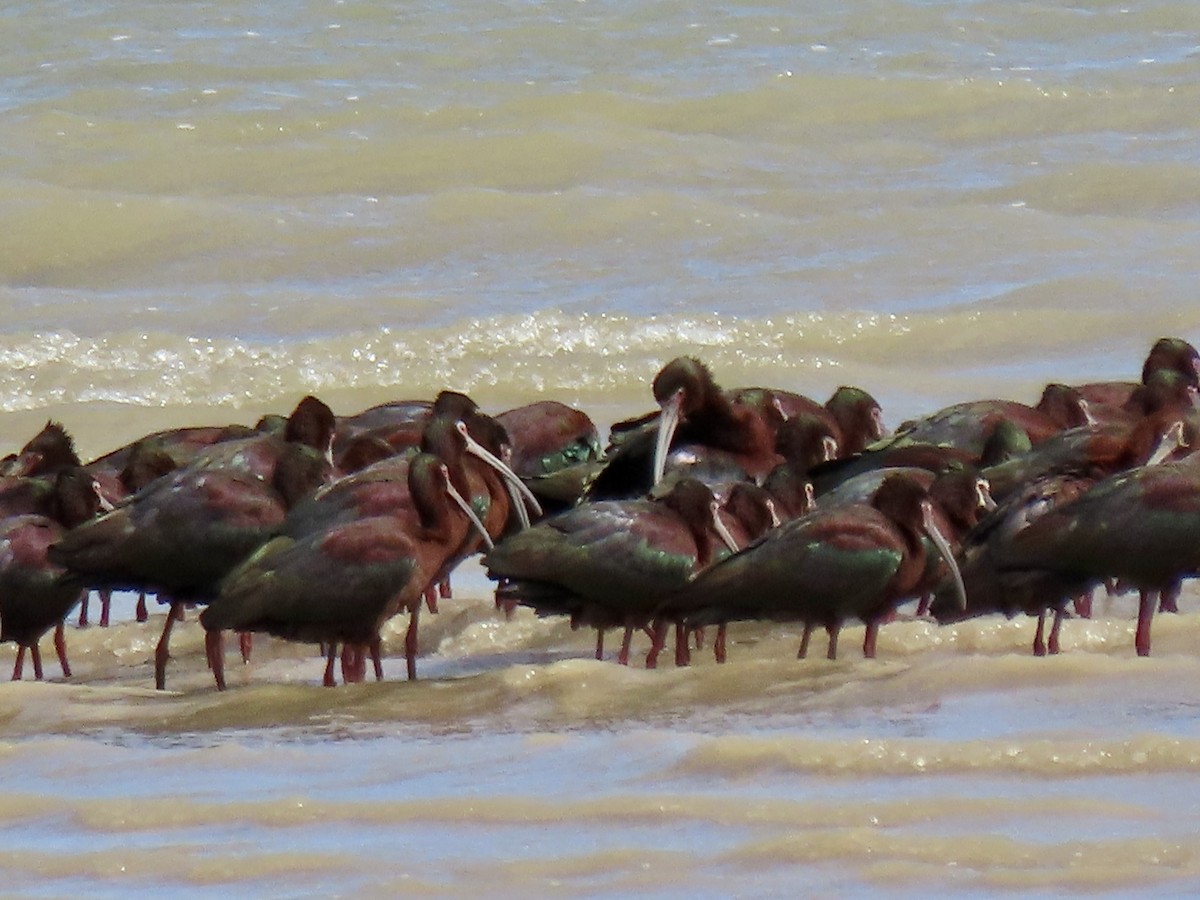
922,502,967,610
653,389,685,488
457,421,543,523
443,473,495,551
710,501,741,554
1147,420,1188,466
505,478,532,530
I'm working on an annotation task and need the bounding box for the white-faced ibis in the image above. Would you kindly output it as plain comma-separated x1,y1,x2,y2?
328,390,484,468
485,478,740,666
880,387,1092,463
0,422,82,479
198,412,535,687
981,448,1200,657
47,397,337,689
1072,337,1200,409
587,358,783,499
662,473,966,660
495,400,603,514
0,468,110,680
84,423,260,504
201,452,494,689
731,385,885,457
759,415,836,519
981,414,1190,503
930,474,1099,656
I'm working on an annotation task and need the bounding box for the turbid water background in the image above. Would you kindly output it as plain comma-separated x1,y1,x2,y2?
2,0,1200,895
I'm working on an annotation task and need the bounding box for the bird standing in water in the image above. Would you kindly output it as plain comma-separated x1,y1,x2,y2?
660,473,966,661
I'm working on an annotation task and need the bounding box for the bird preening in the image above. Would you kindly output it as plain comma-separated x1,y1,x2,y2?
0,335,1196,691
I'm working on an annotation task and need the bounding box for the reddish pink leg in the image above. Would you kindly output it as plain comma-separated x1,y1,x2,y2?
135,593,148,622
714,624,727,664
1136,590,1156,657
825,622,841,660
239,632,253,664
915,594,932,617
405,604,420,681
424,586,439,615
323,644,338,687
99,589,112,627
595,629,605,661
439,577,452,600
11,646,25,681
1073,592,1093,619
618,626,633,666
863,620,879,659
1048,608,1064,655
1032,609,1048,656
77,593,90,627
30,645,43,681
54,623,71,678
154,602,181,690
645,619,667,669
674,624,691,668
798,622,813,659
369,636,383,681
206,631,226,691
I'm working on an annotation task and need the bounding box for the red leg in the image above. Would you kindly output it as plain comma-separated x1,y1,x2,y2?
595,629,604,661
239,632,253,664
1048,608,1064,655
439,577,451,600
645,618,666,669
99,589,112,627
863,620,879,659
369,636,383,681
1136,589,1156,657
206,630,226,691
825,622,840,660
1032,608,1047,656
405,604,420,681
11,646,24,681
424,586,439,615
674,623,691,668
714,624,727,664
54,623,71,678
135,593,148,623
154,601,181,690
618,626,633,666
693,627,705,650
323,643,338,687
915,593,931,617
798,622,813,659
1073,591,1093,619
77,593,89,627
30,644,43,681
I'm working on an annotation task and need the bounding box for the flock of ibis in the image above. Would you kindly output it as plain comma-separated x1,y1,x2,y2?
0,336,1197,690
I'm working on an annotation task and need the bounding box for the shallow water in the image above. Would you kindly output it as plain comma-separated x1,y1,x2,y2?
2,0,1200,894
